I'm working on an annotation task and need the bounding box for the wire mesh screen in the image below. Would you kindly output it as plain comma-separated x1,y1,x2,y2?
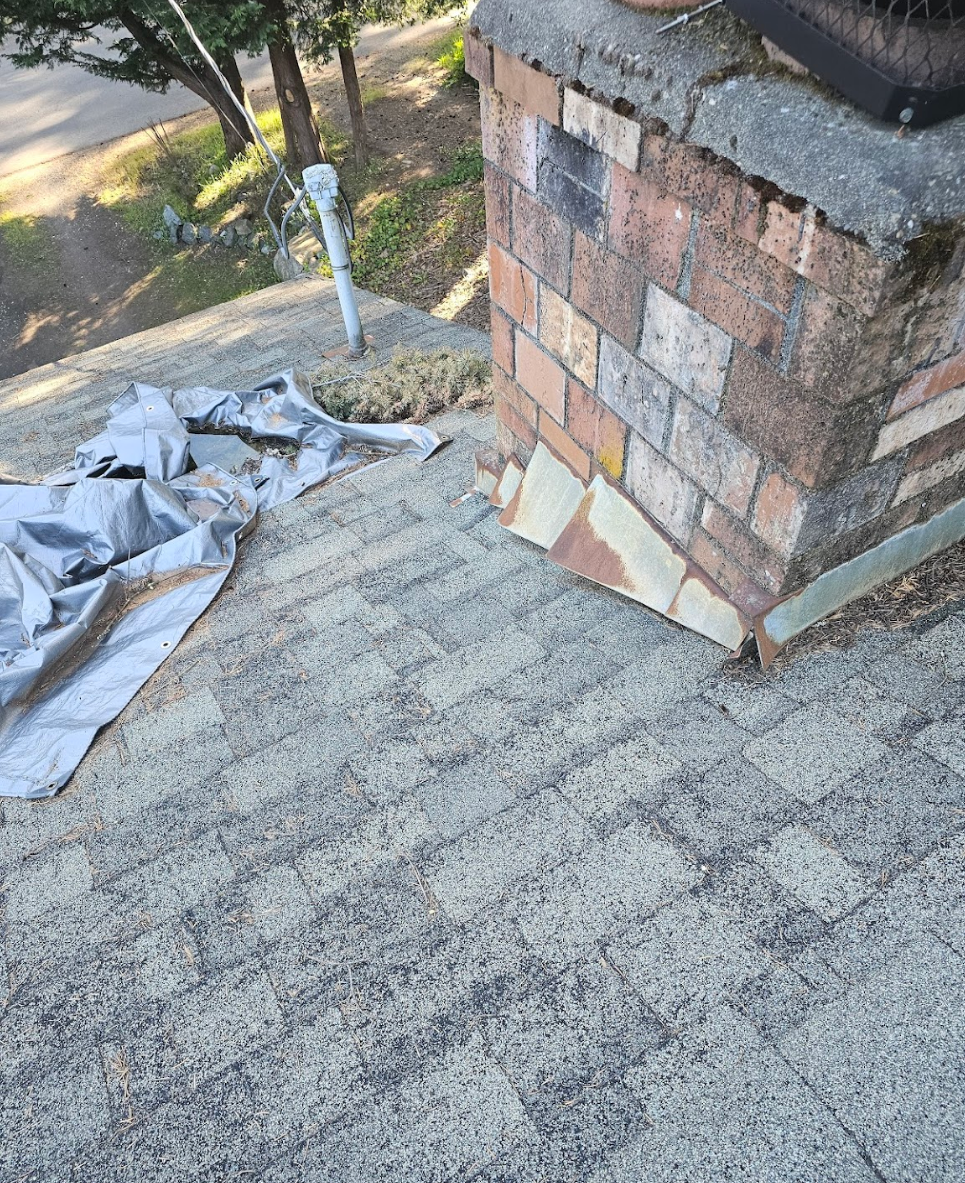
794,0,965,88
727,0,965,122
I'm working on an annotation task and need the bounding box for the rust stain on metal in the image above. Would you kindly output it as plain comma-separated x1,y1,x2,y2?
498,480,523,528
449,490,477,507
545,473,749,650
667,576,751,653
548,493,632,590
547,475,686,613
498,442,587,549
754,493,965,666
474,447,501,499
489,454,525,509
754,619,785,669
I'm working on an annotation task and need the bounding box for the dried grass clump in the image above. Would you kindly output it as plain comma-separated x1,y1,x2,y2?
312,347,492,424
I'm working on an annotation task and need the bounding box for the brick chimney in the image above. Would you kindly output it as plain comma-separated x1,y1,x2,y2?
467,0,965,660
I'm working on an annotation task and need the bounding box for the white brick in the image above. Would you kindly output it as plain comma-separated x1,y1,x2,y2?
893,450,965,504
639,285,732,412
597,334,671,448
562,88,641,171
625,432,699,545
669,398,760,515
539,285,598,387
872,385,965,460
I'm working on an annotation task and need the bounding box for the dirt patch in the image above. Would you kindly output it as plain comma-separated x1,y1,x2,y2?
0,182,175,380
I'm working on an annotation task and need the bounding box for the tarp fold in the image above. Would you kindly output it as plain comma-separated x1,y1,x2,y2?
0,368,440,798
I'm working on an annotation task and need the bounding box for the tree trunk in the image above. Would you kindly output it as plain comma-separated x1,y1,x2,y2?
117,10,256,160
338,42,369,171
215,54,257,161
266,27,326,172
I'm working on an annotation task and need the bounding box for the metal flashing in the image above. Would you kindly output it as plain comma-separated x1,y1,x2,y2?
489,454,525,509
548,475,750,650
755,493,965,665
498,441,587,547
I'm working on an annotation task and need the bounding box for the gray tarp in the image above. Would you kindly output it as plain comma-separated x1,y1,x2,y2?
0,369,442,798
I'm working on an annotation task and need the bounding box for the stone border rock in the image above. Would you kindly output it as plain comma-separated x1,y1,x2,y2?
157,205,272,255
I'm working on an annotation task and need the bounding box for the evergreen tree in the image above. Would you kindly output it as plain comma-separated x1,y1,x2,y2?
0,1,268,160
292,0,463,170
0,0,327,168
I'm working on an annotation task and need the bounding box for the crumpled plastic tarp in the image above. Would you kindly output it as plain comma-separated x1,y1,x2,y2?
0,368,441,798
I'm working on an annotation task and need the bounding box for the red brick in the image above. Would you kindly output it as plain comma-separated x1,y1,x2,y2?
787,284,866,396
694,223,797,312
734,181,765,246
607,164,692,291
493,48,559,125
688,528,778,617
890,350,965,421
689,268,786,365
491,307,514,374
566,378,626,479
480,88,538,191
906,276,965,373
759,203,891,317
493,364,537,429
570,232,644,350
539,408,591,480
463,32,492,88
724,348,882,489
516,331,566,422
539,285,599,388
512,186,571,293
488,242,536,333
751,471,807,559
496,417,534,465
907,415,965,471
493,366,538,459
641,136,738,230
483,163,511,249
852,294,922,396
701,500,787,594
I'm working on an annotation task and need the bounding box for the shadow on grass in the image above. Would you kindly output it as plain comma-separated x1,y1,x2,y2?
0,196,276,381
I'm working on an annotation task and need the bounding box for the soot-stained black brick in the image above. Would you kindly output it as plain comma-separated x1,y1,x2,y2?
540,122,608,195
539,163,605,239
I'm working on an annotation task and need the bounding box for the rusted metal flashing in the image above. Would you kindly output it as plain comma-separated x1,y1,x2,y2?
489,454,525,509
498,441,587,547
547,475,751,650
494,451,965,660
489,451,964,662
494,452,750,651
474,448,502,499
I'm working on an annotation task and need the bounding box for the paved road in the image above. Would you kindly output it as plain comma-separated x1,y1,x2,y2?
0,19,453,178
